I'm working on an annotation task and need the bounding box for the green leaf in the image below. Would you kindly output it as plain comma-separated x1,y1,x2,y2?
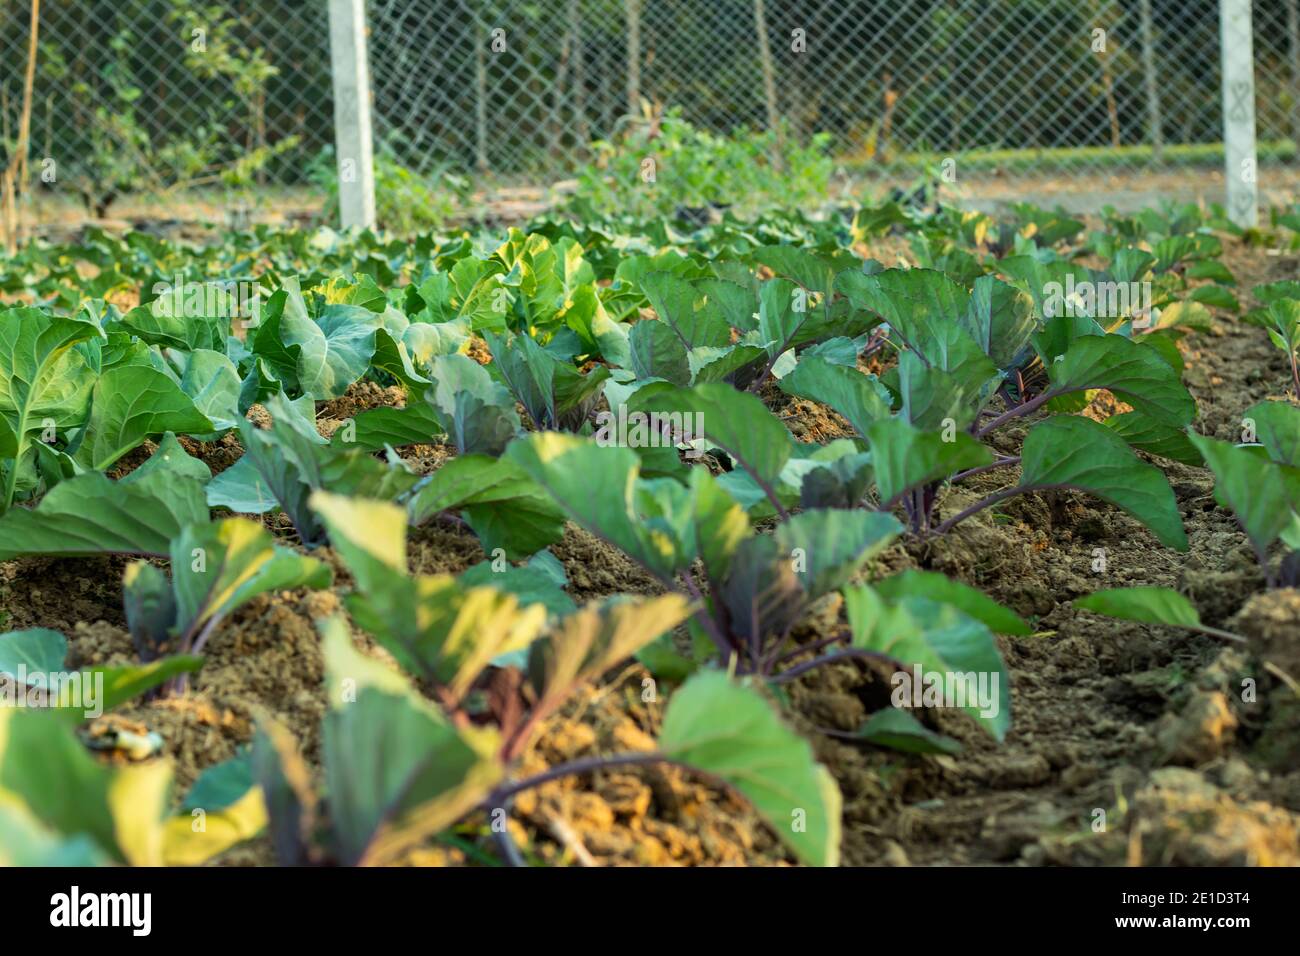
1073,587,1203,629
1018,416,1187,550
774,509,902,600
506,433,683,579
426,354,520,455
408,455,565,561
0,628,67,676
0,708,171,864
334,401,443,450
459,561,576,621
492,331,610,431
659,671,842,867
74,364,214,469
846,588,1011,740
642,272,730,348
629,318,691,385
892,338,998,431
170,518,332,641
0,307,102,501
171,349,242,432
628,382,792,488
0,800,110,866
314,493,547,697
836,267,968,361
66,656,205,715
779,355,891,439
259,279,380,400
0,468,209,561
854,707,963,755
319,619,503,866
310,492,408,585
1103,411,1203,465
961,276,1037,369
875,570,1031,635
118,296,232,351
1044,334,1195,427
1187,433,1300,556
867,417,992,504
183,750,256,812
1244,400,1300,468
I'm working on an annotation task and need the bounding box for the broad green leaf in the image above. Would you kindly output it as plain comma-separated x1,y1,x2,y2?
1019,416,1187,550
0,799,109,866
118,296,232,351
0,308,102,501
1244,400,1300,467
73,656,206,714
171,348,242,432
334,401,443,450
875,570,1031,635
892,338,998,431
1044,334,1195,427
310,491,409,583
660,671,842,867
867,417,992,504
1073,587,1202,629
0,628,67,677
774,509,902,600
642,272,730,348
459,561,576,621
1103,411,1203,465
506,433,682,579
628,382,792,487
170,518,332,640
1187,433,1300,555
846,588,1011,740
629,318,691,385
0,708,171,865
779,355,891,439
74,364,214,469
319,619,502,866
408,455,565,561
854,707,962,755
961,276,1037,369
836,267,968,362
426,354,520,455
0,467,208,561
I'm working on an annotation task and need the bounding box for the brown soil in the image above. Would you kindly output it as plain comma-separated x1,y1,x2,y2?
5,235,1299,868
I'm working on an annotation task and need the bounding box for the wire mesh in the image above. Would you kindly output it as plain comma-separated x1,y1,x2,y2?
3,0,1300,223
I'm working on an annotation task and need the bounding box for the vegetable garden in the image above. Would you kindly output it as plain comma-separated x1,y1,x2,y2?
2,194,1299,868
0,0,1298,874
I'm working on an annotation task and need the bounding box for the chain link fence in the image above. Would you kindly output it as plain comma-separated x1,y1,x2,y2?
3,0,1300,229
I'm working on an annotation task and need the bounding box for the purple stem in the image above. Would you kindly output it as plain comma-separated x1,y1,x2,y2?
930,484,1032,537
770,647,900,684
681,567,733,658
975,390,1055,439
952,456,1021,483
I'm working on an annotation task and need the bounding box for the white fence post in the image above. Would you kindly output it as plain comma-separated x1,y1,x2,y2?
328,0,376,229
1220,0,1258,228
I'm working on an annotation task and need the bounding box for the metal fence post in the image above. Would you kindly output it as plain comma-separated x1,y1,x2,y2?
1220,0,1258,228
328,0,376,229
